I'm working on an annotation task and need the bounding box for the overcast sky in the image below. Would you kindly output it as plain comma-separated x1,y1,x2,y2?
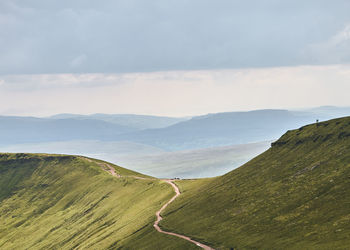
1,1,350,116
2,0,350,74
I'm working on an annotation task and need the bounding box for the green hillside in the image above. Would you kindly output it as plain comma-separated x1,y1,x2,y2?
161,117,350,249
0,153,196,249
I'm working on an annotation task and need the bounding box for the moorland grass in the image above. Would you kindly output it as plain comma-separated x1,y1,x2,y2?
0,153,197,249
161,116,350,249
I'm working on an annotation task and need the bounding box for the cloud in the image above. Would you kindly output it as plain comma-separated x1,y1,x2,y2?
1,0,350,74
0,73,128,91
306,24,350,63
330,24,350,45
70,54,88,68
0,64,350,116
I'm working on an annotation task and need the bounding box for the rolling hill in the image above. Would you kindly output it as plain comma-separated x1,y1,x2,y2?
0,116,136,145
160,116,350,249
2,107,349,151
49,113,189,130
116,109,349,150
0,153,196,249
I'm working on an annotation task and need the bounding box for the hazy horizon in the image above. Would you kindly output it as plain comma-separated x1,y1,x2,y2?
1,104,350,118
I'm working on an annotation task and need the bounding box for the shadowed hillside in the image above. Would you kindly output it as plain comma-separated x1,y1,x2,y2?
161,116,350,249
0,153,196,249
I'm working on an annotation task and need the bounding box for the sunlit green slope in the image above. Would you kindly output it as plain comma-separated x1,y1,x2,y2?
0,153,196,249
161,117,350,249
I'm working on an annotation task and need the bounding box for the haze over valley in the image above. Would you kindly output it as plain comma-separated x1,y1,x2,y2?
1,106,349,177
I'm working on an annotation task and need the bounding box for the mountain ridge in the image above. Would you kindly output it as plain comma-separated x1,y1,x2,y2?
0,153,196,249
160,116,350,249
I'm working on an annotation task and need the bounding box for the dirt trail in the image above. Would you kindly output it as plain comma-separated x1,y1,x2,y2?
82,157,147,179
100,162,121,177
82,157,214,249
154,180,215,250
95,160,121,177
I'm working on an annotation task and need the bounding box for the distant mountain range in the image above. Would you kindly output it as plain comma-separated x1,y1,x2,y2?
105,107,350,150
0,116,135,145
116,109,315,150
1,106,349,150
49,113,189,130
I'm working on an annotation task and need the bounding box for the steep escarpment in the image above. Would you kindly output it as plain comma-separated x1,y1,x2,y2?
161,117,350,249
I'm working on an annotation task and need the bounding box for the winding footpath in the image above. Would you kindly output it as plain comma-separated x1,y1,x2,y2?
153,179,215,250
84,157,214,250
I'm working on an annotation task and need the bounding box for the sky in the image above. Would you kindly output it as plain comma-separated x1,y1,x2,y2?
1,0,350,116
1,65,350,117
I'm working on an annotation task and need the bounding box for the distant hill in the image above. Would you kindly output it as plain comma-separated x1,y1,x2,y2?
49,113,189,129
161,116,350,249
0,116,136,145
0,140,165,159
117,109,346,150
2,107,349,150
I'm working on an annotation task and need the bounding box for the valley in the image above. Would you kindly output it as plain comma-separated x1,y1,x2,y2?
1,116,350,249
1,107,349,178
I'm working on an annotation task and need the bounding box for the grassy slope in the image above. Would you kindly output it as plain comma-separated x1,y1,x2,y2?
161,117,350,249
0,153,197,249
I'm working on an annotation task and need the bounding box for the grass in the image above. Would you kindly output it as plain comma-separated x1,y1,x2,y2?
160,116,350,249
0,153,197,249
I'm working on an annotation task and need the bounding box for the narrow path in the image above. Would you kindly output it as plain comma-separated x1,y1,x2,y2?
82,157,214,249
154,180,215,250
82,157,143,179
99,162,121,178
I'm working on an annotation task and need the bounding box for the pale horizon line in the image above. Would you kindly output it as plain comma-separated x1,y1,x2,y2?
1,105,349,119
